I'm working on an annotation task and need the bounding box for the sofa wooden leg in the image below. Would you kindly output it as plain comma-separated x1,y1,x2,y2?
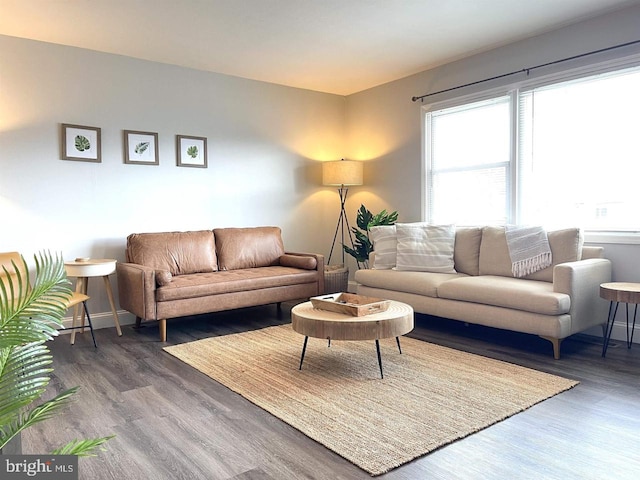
134,316,142,329
159,319,167,342
540,336,562,359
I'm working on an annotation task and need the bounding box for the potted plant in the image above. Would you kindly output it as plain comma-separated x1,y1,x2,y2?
343,204,398,269
0,252,113,456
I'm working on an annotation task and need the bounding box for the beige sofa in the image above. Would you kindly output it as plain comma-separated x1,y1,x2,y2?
117,227,324,341
355,226,611,359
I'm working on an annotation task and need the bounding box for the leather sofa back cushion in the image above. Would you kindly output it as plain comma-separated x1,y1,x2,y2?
126,230,218,275
214,227,285,270
479,226,583,282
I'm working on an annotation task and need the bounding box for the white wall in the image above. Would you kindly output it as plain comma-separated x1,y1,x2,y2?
0,35,345,327
345,4,640,342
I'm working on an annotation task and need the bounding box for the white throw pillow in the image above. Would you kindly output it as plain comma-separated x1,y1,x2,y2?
394,223,456,273
369,225,397,269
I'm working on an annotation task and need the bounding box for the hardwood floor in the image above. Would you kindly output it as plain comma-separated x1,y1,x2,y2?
23,303,640,479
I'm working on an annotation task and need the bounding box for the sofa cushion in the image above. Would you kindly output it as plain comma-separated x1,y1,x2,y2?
354,269,466,298
395,223,456,273
156,266,318,301
437,275,571,315
214,227,285,271
479,226,583,282
126,230,217,275
478,226,514,278
369,225,397,269
454,227,482,276
525,228,584,282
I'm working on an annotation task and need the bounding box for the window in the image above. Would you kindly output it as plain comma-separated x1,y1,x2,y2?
427,96,511,225
424,62,640,235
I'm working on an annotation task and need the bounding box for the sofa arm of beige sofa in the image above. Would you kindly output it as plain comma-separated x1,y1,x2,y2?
553,258,612,336
116,262,158,321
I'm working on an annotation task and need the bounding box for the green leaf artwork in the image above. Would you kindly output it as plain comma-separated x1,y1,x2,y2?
134,142,150,155
74,135,91,152
186,145,198,158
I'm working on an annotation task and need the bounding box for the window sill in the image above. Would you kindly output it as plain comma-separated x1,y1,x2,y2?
584,231,640,245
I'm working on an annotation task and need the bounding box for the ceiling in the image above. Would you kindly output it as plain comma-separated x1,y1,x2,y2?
0,0,638,95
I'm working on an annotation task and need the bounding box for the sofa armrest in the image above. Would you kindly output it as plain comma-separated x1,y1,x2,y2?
284,251,325,295
116,262,158,321
553,258,612,336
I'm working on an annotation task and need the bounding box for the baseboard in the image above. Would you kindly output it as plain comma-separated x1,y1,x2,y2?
583,321,639,345
58,309,137,333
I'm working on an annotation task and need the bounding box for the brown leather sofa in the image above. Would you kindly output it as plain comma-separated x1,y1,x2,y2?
116,227,324,341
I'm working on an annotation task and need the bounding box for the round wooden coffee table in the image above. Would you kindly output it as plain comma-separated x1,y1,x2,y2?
291,300,414,378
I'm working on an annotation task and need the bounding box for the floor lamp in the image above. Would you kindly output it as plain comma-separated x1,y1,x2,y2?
323,159,364,265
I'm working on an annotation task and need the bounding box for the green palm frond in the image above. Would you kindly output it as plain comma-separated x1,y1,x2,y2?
0,252,71,348
0,387,79,450
51,435,115,457
0,342,53,426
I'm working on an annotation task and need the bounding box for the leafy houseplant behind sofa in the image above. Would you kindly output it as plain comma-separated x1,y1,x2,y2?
117,227,324,341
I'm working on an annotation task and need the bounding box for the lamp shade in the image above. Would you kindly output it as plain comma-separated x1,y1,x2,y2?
322,159,363,186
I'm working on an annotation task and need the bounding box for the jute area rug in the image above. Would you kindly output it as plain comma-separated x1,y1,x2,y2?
164,325,578,476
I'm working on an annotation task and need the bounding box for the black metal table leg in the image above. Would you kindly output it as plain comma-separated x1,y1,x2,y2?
375,339,384,379
298,336,309,370
83,301,97,348
627,303,638,348
602,301,619,357
63,301,97,348
396,336,402,354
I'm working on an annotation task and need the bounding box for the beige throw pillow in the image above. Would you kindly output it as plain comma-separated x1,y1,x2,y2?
369,225,397,269
394,223,456,273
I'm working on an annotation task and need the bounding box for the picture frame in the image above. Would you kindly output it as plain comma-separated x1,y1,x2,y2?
61,123,101,163
176,135,207,168
124,130,159,165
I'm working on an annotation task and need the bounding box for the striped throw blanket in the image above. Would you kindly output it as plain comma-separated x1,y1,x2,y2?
505,225,552,278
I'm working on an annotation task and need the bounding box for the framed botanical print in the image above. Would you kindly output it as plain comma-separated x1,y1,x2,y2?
61,123,101,163
176,135,207,168
124,130,159,165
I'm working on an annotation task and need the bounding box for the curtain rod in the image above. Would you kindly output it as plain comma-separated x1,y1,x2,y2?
411,39,640,103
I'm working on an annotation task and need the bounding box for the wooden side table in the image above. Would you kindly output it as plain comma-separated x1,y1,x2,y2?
64,258,123,344
600,282,640,357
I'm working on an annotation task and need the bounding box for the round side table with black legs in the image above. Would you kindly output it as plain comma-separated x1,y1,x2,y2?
64,258,123,345
600,282,640,357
